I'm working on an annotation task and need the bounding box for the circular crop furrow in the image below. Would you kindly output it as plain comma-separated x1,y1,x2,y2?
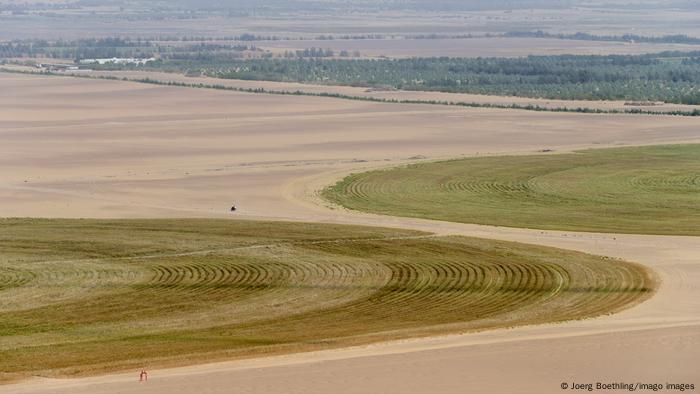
627,173,700,190
19,262,141,289
129,251,388,320
0,267,35,291
0,219,660,383
126,245,647,336
546,259,649,322
264,249,614,339
454,262,549,319
335,256,565,326
345,179,375,201
569,262,649,318
437,178,532,197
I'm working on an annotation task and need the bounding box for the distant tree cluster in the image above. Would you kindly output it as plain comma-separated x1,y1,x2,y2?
0,37,349,63
0,37,267,63
0,38,154,61
197,53,700,104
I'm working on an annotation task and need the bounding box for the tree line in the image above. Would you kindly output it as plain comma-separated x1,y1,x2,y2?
197,53,700,104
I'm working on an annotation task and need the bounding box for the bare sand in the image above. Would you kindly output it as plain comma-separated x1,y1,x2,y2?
1,72,699,393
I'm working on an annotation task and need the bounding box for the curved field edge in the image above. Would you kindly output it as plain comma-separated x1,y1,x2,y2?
0,219,655,382
322,144,700,236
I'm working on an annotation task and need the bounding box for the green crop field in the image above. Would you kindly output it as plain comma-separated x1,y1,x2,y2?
0,219,654,381
324,144,700,235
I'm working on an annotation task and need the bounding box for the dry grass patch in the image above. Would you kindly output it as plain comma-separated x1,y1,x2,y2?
0,219,655,382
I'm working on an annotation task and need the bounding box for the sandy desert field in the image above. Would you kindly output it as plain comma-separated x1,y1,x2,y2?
1,71,699,393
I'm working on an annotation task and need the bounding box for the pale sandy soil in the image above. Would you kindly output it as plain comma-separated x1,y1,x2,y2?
50,68,700,114
1,72,699,393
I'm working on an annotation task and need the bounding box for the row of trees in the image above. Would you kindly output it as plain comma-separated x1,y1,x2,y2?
0,39,260,62
0,38,345,62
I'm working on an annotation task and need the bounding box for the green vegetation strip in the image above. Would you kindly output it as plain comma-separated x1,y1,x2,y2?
202,53,700,105
0,219,654,381
324,144,700,235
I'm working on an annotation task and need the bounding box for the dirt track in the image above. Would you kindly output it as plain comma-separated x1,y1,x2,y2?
2,72,699,394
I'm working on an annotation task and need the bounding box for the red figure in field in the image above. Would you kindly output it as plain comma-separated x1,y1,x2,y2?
139,370,148,382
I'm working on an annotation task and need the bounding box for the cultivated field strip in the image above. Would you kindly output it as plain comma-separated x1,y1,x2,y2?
323,144,700,235
0,219,655,380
